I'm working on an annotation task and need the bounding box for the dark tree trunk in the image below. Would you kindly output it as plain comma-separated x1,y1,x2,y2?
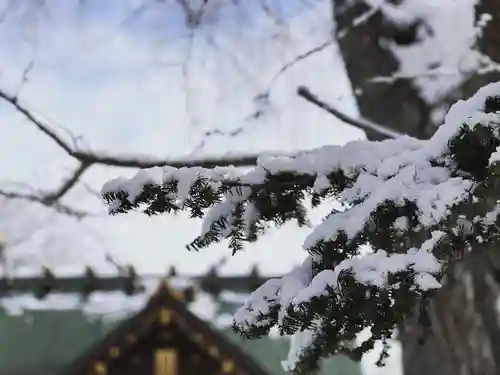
400,255,500,375
332,1,500,374
333,0,433,140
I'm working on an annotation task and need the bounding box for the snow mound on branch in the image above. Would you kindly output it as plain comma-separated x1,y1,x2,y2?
103,82,498,248
369,0,481,104
234,230,443,329
281,329,317,372
233,80,499,304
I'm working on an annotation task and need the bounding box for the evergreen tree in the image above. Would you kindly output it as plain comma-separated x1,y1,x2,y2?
332,2,500,374
102,83,500,374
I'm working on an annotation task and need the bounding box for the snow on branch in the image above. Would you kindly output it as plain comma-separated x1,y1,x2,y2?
102,82,500,373
364,0,483,104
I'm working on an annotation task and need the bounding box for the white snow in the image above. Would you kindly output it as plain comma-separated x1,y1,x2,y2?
393,217,409,231
368,0,482,104
489,146,500,165
281,328,318,372
296,232,443,303
481,204,500,226
358,328,403,375
232,229,443,335
312,174,332,193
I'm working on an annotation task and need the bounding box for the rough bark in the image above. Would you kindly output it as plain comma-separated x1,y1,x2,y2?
400,254,500,375
333,1,500,374
334,0,433,140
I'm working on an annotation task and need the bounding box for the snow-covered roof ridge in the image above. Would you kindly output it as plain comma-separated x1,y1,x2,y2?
0,277,161,318
0,276,236,329
101,82,500,372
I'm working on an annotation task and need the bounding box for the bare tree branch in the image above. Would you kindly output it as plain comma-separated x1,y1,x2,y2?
44,162,92,203
176,0,208,28
0,162,93,217
0,90,75,152
336,5,379,40
1,81,403,216
15,58,35,97
0,89,269,168
268,39,333,91
297,85,405,140
1,80,402,217
182,29,198,130
254,5,376,100
0,188,89,218
73,151,268,169
0,87,273,216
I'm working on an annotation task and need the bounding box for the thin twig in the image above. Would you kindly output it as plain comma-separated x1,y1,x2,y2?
0,90,73,154
176,0,208,28
0,188,89,218
44,162,92,203
297,86,404,140
0,90,266,168
267,39,333,93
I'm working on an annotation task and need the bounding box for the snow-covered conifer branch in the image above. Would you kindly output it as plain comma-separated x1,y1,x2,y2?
102,83,500,373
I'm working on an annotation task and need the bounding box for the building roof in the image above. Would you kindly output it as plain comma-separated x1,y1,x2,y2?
62,280,270,375
0,275,363,375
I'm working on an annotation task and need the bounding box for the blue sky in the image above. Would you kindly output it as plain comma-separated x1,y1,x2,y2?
0,0,365,276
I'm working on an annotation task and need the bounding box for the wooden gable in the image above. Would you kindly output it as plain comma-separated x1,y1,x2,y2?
61,280,270,375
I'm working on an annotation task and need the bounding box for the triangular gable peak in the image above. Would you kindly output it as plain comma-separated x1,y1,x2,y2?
61,279,270,375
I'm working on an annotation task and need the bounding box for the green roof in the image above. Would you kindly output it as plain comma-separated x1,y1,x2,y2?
0,309,119,375
221,329,362,375
0,307,362,375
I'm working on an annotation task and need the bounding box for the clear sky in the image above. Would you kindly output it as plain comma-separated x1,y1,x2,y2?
0,0,365,276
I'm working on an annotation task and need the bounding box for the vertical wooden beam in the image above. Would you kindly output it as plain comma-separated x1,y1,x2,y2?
93,362,107,375
155,349,178,375
208,345,219,358
159,308,172,325
109,347,120,358
126,333,137,343
221,360,235,374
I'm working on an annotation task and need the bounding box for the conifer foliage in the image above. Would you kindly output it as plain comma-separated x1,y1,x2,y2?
102,83,500,373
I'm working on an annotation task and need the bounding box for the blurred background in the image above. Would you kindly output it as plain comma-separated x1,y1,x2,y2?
0,1,498,375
